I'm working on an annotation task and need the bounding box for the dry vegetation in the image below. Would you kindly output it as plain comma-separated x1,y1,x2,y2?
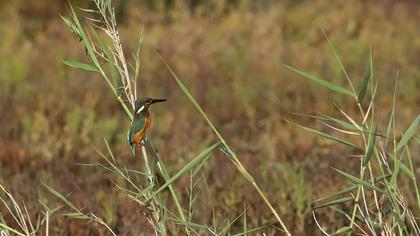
0,0,419,235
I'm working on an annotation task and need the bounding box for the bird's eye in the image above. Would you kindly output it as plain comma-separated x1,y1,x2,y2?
148,99,152,103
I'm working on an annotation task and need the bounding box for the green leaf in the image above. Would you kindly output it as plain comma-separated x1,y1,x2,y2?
0,223,26,236
385,72,399,148
321,29,356,98
232,225,265,236
90,29,120,89
314,186,357,203
63,212,90,220
363,123,377,166
284,119,359,148
331,207,380,228
314,174,390,203
400,162,414,179
284,65,353,97
43,183,83,213
333,168,385,193
396,115,419,151
292,113,356,131
313,197,353,209
151,142,220,197
144,139,188,226
67,4,100,69
292,113,385,137
332,226,352,235
357,48,372,103
63,60,99,73
391,155,415,182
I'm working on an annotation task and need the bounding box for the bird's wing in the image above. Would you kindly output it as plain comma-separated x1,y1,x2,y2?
127,115,145,152
127,129,135,155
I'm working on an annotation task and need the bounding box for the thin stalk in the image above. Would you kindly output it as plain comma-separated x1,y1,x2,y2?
98,66,133,120
139,141,168,235
405,146,420,210
45,211,49,236
347,78,372,235
145,140,191,235
253,182,290,235
348,165,366,233
374,148,405,234
141,141,154,185
321,29,357,98
368,162,382,227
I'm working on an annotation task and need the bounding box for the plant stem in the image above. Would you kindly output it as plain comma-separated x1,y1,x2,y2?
145,140,191,235
141,141,154,185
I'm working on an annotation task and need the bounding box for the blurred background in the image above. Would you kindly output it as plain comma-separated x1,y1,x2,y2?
0,0,419,235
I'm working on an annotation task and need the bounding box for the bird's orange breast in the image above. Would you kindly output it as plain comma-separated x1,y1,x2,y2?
132,114,151,145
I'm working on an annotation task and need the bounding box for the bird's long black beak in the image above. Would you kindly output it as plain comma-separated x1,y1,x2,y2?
151,98,166,104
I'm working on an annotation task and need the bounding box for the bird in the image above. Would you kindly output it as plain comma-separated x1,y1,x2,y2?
127,97,166,155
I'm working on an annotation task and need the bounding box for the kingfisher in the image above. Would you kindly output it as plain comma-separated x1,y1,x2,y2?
127,97,166,155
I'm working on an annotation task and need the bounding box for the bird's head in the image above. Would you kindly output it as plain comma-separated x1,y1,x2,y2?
134,97,166,114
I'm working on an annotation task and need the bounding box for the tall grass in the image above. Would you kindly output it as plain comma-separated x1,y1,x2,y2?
48,0,289,235
0,184,56,236
35,1,419,235
286,35,419,235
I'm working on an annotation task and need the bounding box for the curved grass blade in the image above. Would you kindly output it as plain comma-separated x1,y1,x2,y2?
332,226,352,235
0,223,26,236
232,225,265,236
314,186,357,203
399,162,414,179
292,113,358,131
292,113,385,138
396,115,419,151
284,65,353,97
243,204,247,236
331,207,380,229
357,48,372,103
363,123,377,166
314,174,390,203
43,184,81,213
63,60,99,73
313,197,353,209
333,168,384,193
151,142,220,197
284,119,358,148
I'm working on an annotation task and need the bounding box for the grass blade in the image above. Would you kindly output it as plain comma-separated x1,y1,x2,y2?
333,226,352,235
321,28,357,98
284,119,358,148
243,204,247,236
314,174,390,203
63,60,99,73
43,184,83,214
396,115,419,151
151,142,220,197
333,168,385,193
232,225,265,236
0,223,26,236
313,197,354,209
357,48,372,103
314,186,357,203
363,123,377,166
284,65,353,97
331,207,380,229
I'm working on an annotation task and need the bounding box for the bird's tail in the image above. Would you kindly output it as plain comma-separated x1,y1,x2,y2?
129,143,136,156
